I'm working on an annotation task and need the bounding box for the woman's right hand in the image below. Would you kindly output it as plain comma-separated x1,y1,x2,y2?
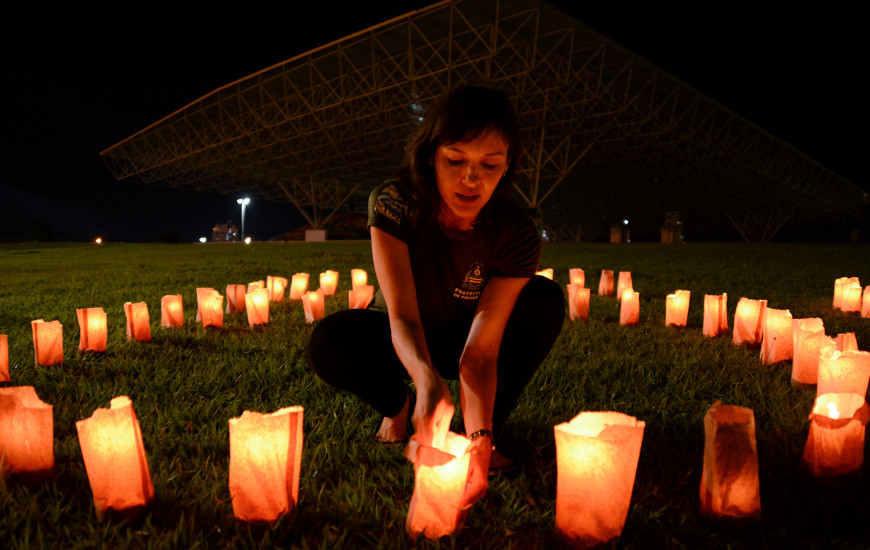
413,375,454,448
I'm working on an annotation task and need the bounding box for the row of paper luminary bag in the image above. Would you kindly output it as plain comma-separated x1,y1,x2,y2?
0,269,868,544
0,270,373,372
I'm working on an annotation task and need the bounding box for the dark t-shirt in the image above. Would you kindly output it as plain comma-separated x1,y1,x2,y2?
367,181,541,333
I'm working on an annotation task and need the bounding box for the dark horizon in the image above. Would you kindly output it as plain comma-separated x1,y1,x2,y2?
3,2,866,243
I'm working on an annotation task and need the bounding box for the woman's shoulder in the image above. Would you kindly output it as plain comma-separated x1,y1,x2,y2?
368,180,406,225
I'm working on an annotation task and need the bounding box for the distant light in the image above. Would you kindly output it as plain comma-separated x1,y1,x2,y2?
623,219,629,225
94,237,102,244
199,237,207,243
541,229,549,241
244,237,252,244
237,197,250,206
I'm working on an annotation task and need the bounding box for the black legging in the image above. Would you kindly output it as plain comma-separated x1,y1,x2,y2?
306,275,565,436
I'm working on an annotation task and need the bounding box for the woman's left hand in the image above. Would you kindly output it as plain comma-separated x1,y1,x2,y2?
460,436,492,511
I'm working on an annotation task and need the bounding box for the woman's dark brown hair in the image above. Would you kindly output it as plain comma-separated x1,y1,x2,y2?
395,84,522,227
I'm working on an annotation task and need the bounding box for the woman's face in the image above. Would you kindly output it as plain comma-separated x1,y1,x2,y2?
433,130,509,230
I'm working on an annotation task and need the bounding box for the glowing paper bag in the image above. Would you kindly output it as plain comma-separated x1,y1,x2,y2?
841,282,862,313
554,412,645,547
791,318,825,385
619,290,639,326
536,268,554,280
226,285,247,314
123,302,151,342
699,401,760,518
569,268,585,287
351,269,368,290
802,393,870,477
0,386,53,482
267,276,288,302
760,308,793,365
732,298,767,346
616,272,633,301
833,277,860,310
289,273,309,300
76,307,107,352
76,396,154,519
862,287,870,318
31,320,63,366
349,285,374,310
817,350,870,398
302,289,325,323
702,293,728,338
228,406,304,523
0,335,8,382
567,284,590,321
319,270,339,295
598,270,614,296
196,288,224,328
665,290,690,327
161,295,184,328
245,288,269,327
405,432,473,540
247,280,265,294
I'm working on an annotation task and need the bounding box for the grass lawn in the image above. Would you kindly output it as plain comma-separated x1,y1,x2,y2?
0,241,868,548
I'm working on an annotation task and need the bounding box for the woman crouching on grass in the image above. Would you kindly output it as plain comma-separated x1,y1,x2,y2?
306,84,564,510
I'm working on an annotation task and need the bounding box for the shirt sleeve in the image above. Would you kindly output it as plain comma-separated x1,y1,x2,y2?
490,215,541,278
368,181,412,244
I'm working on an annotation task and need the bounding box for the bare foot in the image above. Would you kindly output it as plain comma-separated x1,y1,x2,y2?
375,392,410,443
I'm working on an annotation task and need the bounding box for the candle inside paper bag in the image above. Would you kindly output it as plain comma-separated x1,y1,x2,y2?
302,290,325,323
817,350,870,398
161,295,184,328
834,277,860,310
76,307,107,352
791,318,825,385
616,272,632,301
841,282,862,313
123,302,151,342
554,412,645,547
732,297,767,346
699,401,760,518
665,290,690,327
196,288,224,328
267,276,288,302
862,286,870,318
228,406,304,523
226,285,247,314
76,396,154,519
619,290,639,325
569,268,585,287
351,269,367,290
760,308,792,365
349,285,374,310
0,335,8,382
289,273,309,300
536,268,554,280
245,288,269,327
0,386,54,482
802,393,870,478
598,270,614,296
31,320,63,367
567,284,590,321
405,432,473,540
319,270,339,295
703,294,728,338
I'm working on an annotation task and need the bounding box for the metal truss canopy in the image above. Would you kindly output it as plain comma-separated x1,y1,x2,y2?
100,0,868,242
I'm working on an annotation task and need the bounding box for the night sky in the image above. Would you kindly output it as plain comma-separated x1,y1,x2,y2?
2,1,865,242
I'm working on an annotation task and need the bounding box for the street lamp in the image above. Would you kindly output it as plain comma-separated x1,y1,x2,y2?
237,197,250,241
